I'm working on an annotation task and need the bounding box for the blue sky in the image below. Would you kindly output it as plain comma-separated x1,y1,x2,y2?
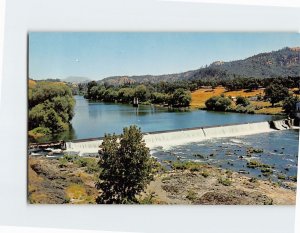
29,32,300,80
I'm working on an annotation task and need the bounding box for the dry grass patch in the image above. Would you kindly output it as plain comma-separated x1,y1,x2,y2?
191,87,225,108
66,184,95,204
255,107,283,115
223,89,264,98
191,87,264,109
28,79,37,88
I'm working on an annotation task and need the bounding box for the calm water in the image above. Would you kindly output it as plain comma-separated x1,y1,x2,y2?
68,95,281,140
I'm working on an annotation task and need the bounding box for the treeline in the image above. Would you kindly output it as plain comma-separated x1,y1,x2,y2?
84,81,192,107
28,80,75,139
80,76,299,96
189,75,299,91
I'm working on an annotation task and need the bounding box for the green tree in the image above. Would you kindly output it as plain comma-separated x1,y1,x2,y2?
283,95,299,117
28,81,75,138
134,85,149,102
236,96,250,107
170,88,191,107
205,95,232,111
96,125,153,204
264,82,289,106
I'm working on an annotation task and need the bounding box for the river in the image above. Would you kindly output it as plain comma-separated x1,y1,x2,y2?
65,95,281,140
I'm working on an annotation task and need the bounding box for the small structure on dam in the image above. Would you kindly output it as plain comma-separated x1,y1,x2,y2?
133,97,139,107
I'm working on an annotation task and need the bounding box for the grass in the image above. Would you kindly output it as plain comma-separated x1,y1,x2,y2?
186,190,197,202
201,170,209,178
190,87,225,108
28,79,37,88
172,161,203,172
277,174,286,180
65,184,95,204
261,167,273,176
218,177,232,186
190,86,286,115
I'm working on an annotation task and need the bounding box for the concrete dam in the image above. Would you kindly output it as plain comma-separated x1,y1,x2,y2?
64,119,297,156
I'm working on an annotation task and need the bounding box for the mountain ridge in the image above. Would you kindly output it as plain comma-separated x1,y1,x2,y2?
96,47,299,85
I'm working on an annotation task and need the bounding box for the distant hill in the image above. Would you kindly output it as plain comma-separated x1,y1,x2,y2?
64,76,91,83
99,47,300,85
210,47,300,78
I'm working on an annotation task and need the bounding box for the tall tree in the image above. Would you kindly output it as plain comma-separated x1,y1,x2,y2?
283,95,299,117
96,125,153,204
264,82,289,107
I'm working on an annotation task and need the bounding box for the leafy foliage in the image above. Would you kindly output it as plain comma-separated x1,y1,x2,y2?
236,96,250,107
28,81,75,137
170,88,192,107
96,126,153,204
205,95,232,111
283,95,300,117
264,82,289,106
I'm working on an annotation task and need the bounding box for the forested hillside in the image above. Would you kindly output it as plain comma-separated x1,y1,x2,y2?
99,47,300,85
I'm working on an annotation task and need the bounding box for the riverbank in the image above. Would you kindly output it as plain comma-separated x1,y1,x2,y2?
28,156,296,204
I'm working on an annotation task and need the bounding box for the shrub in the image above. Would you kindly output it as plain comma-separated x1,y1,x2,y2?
236,96,250,107
249,177,257,183
277,174,286,180
261,167,273,176
205,95,232,111
218,177,232,186
201,170,209,178
186,190,197,202
172,161,203,171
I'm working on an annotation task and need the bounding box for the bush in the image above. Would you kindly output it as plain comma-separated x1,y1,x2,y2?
205,95,232,111
186,190,197,202
235,104,255,114
170,88,192,107
218,177,232,186
28,127,51,139
236,96,250,107
172,161,203,171
261,167,273,176
277,174,286,180
201,170,209,178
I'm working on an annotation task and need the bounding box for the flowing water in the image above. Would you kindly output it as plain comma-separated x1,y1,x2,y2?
152,129,299,183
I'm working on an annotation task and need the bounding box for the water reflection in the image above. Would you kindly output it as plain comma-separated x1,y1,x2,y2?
35,95,283,142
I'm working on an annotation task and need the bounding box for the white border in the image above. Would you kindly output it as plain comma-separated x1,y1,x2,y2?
161,0,300,8
0,1,299,233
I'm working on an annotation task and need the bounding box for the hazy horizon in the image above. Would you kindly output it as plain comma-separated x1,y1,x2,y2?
28,32,300,80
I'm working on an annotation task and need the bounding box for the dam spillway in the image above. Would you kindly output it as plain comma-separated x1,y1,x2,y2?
65,119,297,156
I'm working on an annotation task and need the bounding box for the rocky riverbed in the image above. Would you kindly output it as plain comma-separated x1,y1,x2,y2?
28,156,296,205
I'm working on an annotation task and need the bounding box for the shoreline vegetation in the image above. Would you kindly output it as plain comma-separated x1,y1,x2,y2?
28,75,299,140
